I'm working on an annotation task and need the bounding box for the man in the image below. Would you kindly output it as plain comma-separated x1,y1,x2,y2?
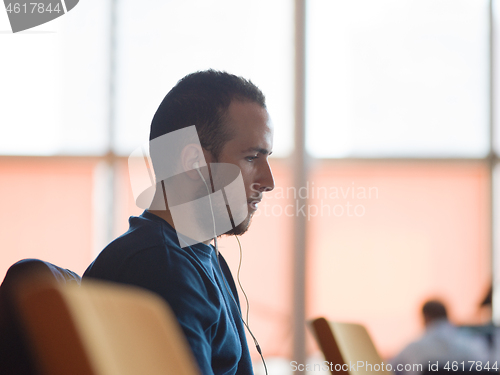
83,70,274,375
391,300,487,375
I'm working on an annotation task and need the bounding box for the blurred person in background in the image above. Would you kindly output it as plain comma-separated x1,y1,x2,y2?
391,300,487,375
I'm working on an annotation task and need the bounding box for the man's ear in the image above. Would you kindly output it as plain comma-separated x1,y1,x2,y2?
181,144,206,179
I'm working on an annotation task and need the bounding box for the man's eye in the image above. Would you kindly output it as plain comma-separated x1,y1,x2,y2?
245,156,258,162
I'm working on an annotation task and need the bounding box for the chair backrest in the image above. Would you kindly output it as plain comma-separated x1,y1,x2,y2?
310,317,392,375
15,279,200,375
0,259,82,375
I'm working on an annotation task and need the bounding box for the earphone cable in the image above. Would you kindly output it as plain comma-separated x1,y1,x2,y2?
215,240,268,375
197,166,219,255
195,165,267,375
235,235,250,326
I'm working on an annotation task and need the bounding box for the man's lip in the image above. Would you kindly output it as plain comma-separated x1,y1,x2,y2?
248,199,261,210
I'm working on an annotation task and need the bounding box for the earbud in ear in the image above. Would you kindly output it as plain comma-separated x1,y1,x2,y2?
193,161,206,183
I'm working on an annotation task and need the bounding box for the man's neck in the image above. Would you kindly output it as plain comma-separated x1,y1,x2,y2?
147,208,214,246
147,208,175,228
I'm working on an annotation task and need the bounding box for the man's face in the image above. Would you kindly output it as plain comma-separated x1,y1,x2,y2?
207,100,275,235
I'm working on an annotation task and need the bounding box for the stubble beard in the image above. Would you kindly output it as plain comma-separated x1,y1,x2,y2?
199,156,254,238
224,210,253,236
193,179,254,239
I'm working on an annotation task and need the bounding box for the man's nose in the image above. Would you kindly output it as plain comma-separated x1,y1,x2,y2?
259,161,274,192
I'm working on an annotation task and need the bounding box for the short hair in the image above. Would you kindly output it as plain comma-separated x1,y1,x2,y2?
422,300,448,322
150,70,266,160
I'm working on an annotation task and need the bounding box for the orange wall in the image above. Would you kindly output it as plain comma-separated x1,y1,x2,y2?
0,158,96,278
0,158,490,360
307,161,490,358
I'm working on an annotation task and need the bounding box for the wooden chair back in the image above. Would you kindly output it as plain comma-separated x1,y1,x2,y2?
15,279,200,375
310,317,392,375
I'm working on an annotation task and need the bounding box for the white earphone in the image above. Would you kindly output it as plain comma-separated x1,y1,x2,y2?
192,161,217,255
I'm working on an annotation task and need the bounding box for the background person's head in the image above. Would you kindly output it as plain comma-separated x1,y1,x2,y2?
422,300,448,327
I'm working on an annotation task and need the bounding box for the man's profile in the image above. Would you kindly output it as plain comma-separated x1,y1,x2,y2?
83,70,274,375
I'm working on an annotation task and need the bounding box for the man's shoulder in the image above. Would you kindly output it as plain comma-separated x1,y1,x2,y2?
83,212,223,318
83,212,183,278
114,213,174,251
83,211,218,285
106,213,176,253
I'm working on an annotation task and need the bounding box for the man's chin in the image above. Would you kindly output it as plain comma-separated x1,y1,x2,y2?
224,214,253,236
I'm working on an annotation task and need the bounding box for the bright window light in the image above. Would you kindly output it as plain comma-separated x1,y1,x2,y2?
306,0,489,158
113,0,294,157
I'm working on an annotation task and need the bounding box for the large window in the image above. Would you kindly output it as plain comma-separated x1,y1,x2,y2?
307,0,489,158
0,1,110,155
113,0,294,156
